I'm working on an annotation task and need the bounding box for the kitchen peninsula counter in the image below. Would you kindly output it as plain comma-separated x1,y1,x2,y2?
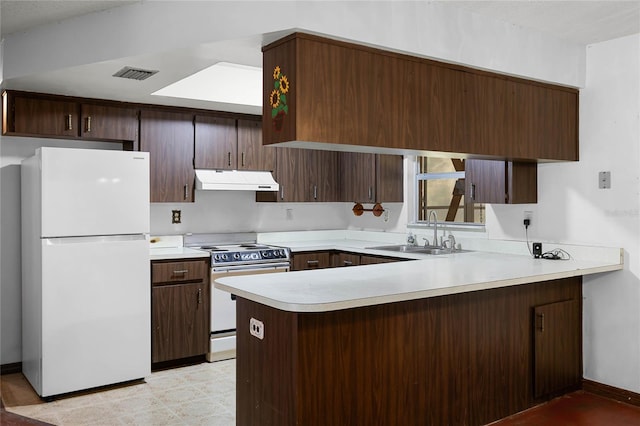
215,246,622,313
222,238,623,426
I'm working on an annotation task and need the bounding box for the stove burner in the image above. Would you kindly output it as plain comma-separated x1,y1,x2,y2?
240,244,270,249
200,246,228,252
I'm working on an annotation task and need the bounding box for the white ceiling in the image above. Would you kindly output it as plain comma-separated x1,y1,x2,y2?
3,1,638,44
0,0,139,36
448,1,640,45
1,1,639,114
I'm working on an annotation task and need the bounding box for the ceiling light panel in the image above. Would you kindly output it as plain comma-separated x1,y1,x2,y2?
152,62,262,107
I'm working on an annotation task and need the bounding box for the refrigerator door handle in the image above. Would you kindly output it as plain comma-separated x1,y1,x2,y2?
43,234,149,245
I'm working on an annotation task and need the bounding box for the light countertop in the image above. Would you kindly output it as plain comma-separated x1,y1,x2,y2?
149,235,209,260
149,247,209,261
215,237,623,313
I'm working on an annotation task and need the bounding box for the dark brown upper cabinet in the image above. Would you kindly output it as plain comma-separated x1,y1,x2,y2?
139,110,195,203
3,91,138,145
465,159,537,204
80,103,138,143
260,148,338,203
340,153,403,203
194,116,237,170
238,119,276,172
262,33,578,162
195,117,276,173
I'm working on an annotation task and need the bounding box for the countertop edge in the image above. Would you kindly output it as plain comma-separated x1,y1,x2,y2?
215,261,623,313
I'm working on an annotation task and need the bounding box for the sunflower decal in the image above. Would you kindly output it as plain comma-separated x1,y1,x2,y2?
271,66,289,132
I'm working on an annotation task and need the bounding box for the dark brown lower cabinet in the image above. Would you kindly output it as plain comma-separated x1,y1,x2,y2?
291,251,332,271
332,252,361,267
151,259,210,364
236,277,582,426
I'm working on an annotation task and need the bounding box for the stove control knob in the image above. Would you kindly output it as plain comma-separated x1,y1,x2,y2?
221,254,228,261
233,253,240,260
261,250,271,258
214,254,220,261
279,249,286,257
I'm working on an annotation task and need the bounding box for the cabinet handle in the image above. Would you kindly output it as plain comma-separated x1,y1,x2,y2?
227,152,232,167
173,270,188,274
280,185,284,201
85,116,91,133
536,313,545,332
241,152,245,167
65,114,73,131
307,260,320,266
184,184,189,200
197,288,202,304
313,185,318,200
470,184,476,201
368,186,373,201
344,260,353,266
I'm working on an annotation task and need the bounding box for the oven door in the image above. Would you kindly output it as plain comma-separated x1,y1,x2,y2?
208,263,289,362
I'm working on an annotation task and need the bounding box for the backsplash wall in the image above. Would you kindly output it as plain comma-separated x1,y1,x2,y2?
149,192,406,236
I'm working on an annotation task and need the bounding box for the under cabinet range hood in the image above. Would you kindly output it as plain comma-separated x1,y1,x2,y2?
195,169,279,192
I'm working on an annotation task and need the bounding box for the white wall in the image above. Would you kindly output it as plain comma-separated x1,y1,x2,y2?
487,34,640,393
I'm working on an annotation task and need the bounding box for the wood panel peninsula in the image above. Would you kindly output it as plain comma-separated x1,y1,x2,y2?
214,246,622,426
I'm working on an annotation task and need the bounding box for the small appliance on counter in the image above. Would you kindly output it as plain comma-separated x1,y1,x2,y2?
184,233,290,362
21,147,151,398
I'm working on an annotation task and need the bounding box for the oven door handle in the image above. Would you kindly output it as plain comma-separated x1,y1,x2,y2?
211,262,290,273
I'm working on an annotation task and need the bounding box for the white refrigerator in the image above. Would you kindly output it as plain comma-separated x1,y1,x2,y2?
21,147,151,398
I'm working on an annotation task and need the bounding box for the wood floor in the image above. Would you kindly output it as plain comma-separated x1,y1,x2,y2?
490,391,640,426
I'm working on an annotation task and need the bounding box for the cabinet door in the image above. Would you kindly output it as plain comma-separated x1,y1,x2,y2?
466,159,537,204
309,150,339,202
238,119,276,172
194,116,237,170
376,155,404,202
291,252,332,271
340,152,376,203
80,103,138,142
13,96,78,138
140,110,195,202
275,148,309,202
465,159,507,204
152,282,210,363
534,299,581,398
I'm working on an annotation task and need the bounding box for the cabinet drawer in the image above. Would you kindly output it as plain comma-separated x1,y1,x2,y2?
152,259,209,285
291,252,332,271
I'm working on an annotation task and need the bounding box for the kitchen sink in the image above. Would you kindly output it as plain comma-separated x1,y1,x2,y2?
367,244,470,255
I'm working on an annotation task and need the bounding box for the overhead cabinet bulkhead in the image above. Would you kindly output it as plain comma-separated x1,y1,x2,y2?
261,33,578,162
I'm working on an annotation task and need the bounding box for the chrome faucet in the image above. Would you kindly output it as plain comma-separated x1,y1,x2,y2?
427,210,439,248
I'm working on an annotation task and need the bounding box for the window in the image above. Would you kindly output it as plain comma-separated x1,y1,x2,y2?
415,157,485,224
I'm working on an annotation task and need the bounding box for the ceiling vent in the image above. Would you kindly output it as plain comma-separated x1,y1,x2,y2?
112,66,158,81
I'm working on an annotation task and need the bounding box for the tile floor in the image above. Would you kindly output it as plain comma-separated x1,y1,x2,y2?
1,360,235,426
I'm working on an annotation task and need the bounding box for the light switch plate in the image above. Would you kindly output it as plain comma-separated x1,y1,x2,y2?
599,171,611,189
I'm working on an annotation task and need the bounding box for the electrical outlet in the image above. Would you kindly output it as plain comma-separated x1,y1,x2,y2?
533,242,542,258
171,210,181,224
523,210,533,226
250,318,264,340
